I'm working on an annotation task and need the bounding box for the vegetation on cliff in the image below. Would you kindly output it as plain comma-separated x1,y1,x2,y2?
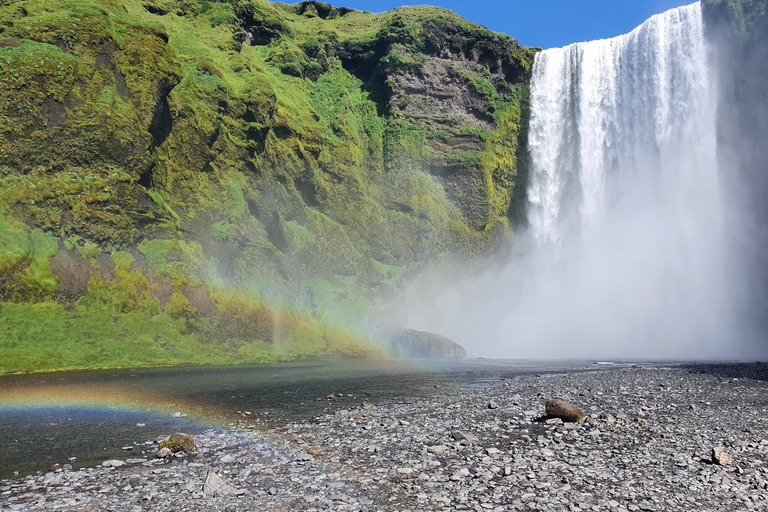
0,0,537,374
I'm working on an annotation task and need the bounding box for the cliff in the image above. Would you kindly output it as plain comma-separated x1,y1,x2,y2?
0,0,537,373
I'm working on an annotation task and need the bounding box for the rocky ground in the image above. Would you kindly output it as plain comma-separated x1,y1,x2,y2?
2,363,768,511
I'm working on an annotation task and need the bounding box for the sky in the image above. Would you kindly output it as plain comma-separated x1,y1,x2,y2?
335,0,695,48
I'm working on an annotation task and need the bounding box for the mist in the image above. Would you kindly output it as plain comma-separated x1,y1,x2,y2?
390,2,766,361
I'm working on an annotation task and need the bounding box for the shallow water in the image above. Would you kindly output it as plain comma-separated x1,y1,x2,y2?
0,359,624,479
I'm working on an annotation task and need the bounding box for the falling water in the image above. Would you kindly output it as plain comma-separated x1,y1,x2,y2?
527,2,717,244
399,2,746,359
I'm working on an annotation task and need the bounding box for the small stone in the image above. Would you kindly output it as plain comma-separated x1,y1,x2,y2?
268,487,278,495
427,445,448,455
204,472,227,494
361,401,373,409
156,447,173,459
307,448,322,456
712,447,730,466
451,431,480,444
488,400,499,409
450,468,470,481
397,467,414,475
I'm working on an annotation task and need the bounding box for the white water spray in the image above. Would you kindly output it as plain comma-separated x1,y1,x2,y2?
399,2,744,359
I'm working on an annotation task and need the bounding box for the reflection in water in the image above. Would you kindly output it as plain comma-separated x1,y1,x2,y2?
0,359,608,478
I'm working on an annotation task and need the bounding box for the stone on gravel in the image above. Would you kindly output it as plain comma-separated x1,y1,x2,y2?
156,447,173,459
203,472,228,494
101,460,125,468
712,446,730,465
451,430,479,443
427,445,448,455
159,432,195,453
545,399,585,423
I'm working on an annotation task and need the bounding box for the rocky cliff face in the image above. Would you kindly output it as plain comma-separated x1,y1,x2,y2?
0,0,536,372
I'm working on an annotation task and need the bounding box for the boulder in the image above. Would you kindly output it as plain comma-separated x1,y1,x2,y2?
391,329,467,359
545,399,585,423
158,432,195,454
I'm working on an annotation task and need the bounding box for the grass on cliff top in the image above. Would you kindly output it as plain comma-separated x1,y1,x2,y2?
265,2,522,47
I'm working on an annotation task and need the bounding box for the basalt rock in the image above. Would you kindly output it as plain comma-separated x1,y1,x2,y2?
545,399,585,423
392,329,467,359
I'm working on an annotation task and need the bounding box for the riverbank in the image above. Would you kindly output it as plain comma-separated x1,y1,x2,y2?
2,363,768,511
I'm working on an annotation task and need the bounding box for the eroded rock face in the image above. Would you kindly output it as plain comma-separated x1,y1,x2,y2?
391,329,467,359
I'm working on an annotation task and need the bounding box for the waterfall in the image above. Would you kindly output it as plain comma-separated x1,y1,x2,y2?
527,2,718,244
398,2,745,359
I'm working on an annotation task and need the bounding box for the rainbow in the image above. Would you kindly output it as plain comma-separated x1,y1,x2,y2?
0,380,230,426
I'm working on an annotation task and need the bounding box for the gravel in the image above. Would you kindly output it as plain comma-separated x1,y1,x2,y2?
2,363,768,511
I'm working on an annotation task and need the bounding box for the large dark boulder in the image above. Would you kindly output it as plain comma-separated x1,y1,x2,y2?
391,329,467,359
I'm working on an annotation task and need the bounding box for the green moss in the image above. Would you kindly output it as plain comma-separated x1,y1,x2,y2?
164,290,196,320
0,210,59,302
209,221,239,241
285,220,315,251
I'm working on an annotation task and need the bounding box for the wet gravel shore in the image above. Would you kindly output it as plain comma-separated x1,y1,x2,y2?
2,363,768,511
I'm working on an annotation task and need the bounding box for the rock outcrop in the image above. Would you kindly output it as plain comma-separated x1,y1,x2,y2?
392,329,467,359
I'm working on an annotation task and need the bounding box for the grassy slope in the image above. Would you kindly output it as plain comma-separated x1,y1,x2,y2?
0,0,536,374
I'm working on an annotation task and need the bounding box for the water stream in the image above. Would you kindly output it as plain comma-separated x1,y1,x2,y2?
0,359,611,479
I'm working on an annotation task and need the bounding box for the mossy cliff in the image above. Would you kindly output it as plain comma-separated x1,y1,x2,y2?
0,0,537,373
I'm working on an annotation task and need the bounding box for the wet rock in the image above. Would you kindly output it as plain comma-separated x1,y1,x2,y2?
545,399,585,423
391,329,467,359
101,460,125,468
